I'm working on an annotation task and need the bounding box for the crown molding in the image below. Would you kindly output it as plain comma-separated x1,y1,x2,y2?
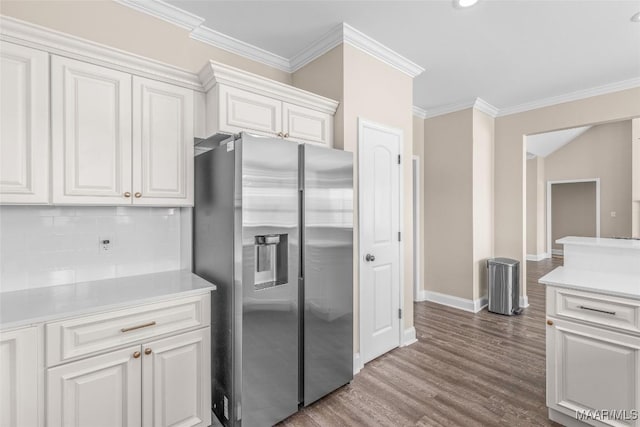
199,60,339,114
412,106,427,119
289,24,344,72
114,1,425,78
113,0,204,31
190,26,291,72
342,23,425,78
0,15,202,91
422,99,477,119
473,98,499,117
496,77,640,117
290,23,425,78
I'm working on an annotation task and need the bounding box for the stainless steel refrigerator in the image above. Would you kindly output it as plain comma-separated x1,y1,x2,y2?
193,132,353,427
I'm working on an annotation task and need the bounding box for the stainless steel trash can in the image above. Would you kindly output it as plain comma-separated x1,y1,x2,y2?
487,258,521,315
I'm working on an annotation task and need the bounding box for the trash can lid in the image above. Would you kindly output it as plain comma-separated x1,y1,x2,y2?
487,257,519,266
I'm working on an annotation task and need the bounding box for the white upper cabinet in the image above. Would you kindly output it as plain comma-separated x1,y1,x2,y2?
200,61,338,147
283,102,332,146
0,42,49,204
216,85,282,137
133,77,194,206
51,55,133,205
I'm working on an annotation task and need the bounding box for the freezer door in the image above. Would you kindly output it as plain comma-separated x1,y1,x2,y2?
301,144,354,406
240,134,300,426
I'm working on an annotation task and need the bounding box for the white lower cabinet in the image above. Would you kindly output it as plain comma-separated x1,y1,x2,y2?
0,326,41,427
46,327,210,427
547,288,640,427
47,345,142,427
142,329,210,427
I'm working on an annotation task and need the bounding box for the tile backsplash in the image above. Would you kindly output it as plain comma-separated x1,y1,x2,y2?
0,206,184,293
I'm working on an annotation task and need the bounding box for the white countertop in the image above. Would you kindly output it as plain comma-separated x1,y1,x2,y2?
539,266,640,300
0,270,215,330
556,236,640,250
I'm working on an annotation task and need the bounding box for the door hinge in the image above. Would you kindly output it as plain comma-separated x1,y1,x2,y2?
397,154,401,165
398,231,401,242
398,308,402,319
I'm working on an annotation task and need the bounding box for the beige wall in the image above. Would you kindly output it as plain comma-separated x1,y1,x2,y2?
526,157,546,255
424,108,474,300
545,121,633,242
472,109,494,301
0,0,291,83
551,182,597,250
293,44,415,350
495,87,640,298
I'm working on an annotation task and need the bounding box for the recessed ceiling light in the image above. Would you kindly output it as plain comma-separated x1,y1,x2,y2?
453,0,479,9
631,12,640,22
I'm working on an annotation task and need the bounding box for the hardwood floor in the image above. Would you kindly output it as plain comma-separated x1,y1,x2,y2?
281,258,563,427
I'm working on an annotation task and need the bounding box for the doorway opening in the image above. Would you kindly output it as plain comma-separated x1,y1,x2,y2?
546,179,600,256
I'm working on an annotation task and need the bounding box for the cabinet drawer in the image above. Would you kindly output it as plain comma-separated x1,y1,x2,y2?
46,294,210,366
549,287,640,335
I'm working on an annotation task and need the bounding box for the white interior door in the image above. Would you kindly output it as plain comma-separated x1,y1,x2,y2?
359,119,402,364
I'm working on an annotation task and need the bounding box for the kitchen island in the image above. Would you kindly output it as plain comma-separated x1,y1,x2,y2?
539,237,640,427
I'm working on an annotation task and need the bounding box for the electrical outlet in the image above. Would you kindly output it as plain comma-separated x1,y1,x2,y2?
611,211,617,217
99,236,112,253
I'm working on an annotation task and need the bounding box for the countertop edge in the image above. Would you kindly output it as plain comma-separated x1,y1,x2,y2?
538,267,640,301
0,279,215,332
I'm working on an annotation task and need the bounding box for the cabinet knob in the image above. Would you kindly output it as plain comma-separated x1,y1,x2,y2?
134,192,142,198
546,320,553,326
144,348,152,355
284,133,289,138
133,351,141,359
277,131,284,138
124,192,131,198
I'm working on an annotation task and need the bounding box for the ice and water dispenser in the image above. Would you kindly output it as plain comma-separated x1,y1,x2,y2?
254,234,288,290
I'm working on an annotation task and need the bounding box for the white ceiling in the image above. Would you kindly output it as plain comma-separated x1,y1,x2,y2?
526,125,591,158
164,0,640,113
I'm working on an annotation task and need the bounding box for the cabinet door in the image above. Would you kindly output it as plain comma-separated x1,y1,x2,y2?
0,42,49,204
0,327,40,427
142,328,210,427
51,56,133,205
283,102,332,147
47,345,142,427
132,77,193,206
218,85,282,136
547,318,640,426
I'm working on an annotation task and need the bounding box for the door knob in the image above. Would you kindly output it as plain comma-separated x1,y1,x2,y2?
365,254,375,262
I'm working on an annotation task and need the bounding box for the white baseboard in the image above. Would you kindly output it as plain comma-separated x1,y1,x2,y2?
551,249,564,256
526,252,550,261
402,326,417,346
353,352,363,375
519,295,530,308
421,290,487,313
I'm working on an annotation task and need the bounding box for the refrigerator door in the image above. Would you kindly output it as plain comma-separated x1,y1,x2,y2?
240,133,300,425
301,144,354,406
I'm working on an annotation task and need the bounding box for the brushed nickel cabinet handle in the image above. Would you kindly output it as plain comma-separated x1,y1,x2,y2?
134,192,142,198
277,131,284,137
121,321,156,333
133,351,141,359
144,348,152,355
546,320,553,326
578,305,616,316
124,192,131,198
284,133,289,138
